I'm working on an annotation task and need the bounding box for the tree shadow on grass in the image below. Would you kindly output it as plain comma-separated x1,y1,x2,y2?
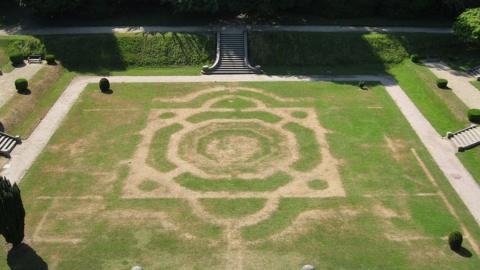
7,243,48,270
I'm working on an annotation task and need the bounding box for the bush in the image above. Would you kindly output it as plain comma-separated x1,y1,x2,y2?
448,231,463,250
45,54,56,65
14,78,28,92
410,54,419,63
468,109,480,123
454,8,480,47
0,177,26,247
437,78,448,89
9,53,24,66
99,78,110,92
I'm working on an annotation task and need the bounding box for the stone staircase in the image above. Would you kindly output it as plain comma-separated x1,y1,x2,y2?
202,31,261,75
0,132,21,158
447,125,480,152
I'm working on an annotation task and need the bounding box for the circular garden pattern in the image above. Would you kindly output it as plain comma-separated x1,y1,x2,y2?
178,122,291,176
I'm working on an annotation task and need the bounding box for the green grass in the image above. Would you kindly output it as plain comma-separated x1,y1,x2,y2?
307,179,328,190
175,172,292,192
471,81,480,91
251,32,480,76
283,122,321,171
148,123,183,172
388,61,480,185
5,81,480,269
211,97,257,109
186,111,282,123
0,33,214,74
138,180,160,192
200,198,267,218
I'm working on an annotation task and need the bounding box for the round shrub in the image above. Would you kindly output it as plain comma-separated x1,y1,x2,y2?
410,54,419,63
99,78,110,92
448,231,463,250
14,78,28,92
45,54,56,65
436,79,448,89
9,53,24,66
468,109,480,124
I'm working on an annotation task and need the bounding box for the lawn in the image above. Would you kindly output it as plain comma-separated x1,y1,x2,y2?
1,81,479,269
472,81,480,91
388,61,480,185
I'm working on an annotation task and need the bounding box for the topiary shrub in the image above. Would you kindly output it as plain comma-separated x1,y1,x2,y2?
45,54,56,65
410,54,419,63
0,177,26,247
448,231,463,250
436,79,448,89
99,78,110,92
9,53,24,66
14,78,28,92
468,109,480,124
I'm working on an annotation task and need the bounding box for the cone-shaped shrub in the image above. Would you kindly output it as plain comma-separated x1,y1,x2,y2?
448,231,463,250
99,78,110,92
14,78,28,92
0,177,26,247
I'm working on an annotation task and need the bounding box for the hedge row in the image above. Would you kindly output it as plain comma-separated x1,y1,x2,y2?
6,33,215,72
18,0,480,19
248,32,469,66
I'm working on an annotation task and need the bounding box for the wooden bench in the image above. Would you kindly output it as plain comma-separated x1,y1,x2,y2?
27,55,43,64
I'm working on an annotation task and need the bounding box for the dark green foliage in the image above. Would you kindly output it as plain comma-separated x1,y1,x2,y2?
436,78,449,88
45,54,56,65
35,33,215,72
410,54,420,63
467,109,480,123
14,78,28,92
448,231,463,250
454,8,480,46
250,32,478,69
9,53,24,66
0,177,26,247
99,78,110,92
18,0,480,18
7,38,46,58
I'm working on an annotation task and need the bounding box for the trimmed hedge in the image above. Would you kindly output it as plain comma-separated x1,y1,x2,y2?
14,78,28,92
448,231,463,250
45,54,55,65
436,78,449,88
35,33,215,71
468,109,480,123
9,53,24,66
249,32,466,67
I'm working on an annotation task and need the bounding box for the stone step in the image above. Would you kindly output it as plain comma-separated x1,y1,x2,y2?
448,126,480,151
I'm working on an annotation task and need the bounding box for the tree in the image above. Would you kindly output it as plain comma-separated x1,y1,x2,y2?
454,7,480,46
0,177,26,247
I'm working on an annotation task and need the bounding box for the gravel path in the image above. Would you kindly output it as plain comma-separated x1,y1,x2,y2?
2,74,480,227
423,60,480,109
0,63,44,107
0,25,452,36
